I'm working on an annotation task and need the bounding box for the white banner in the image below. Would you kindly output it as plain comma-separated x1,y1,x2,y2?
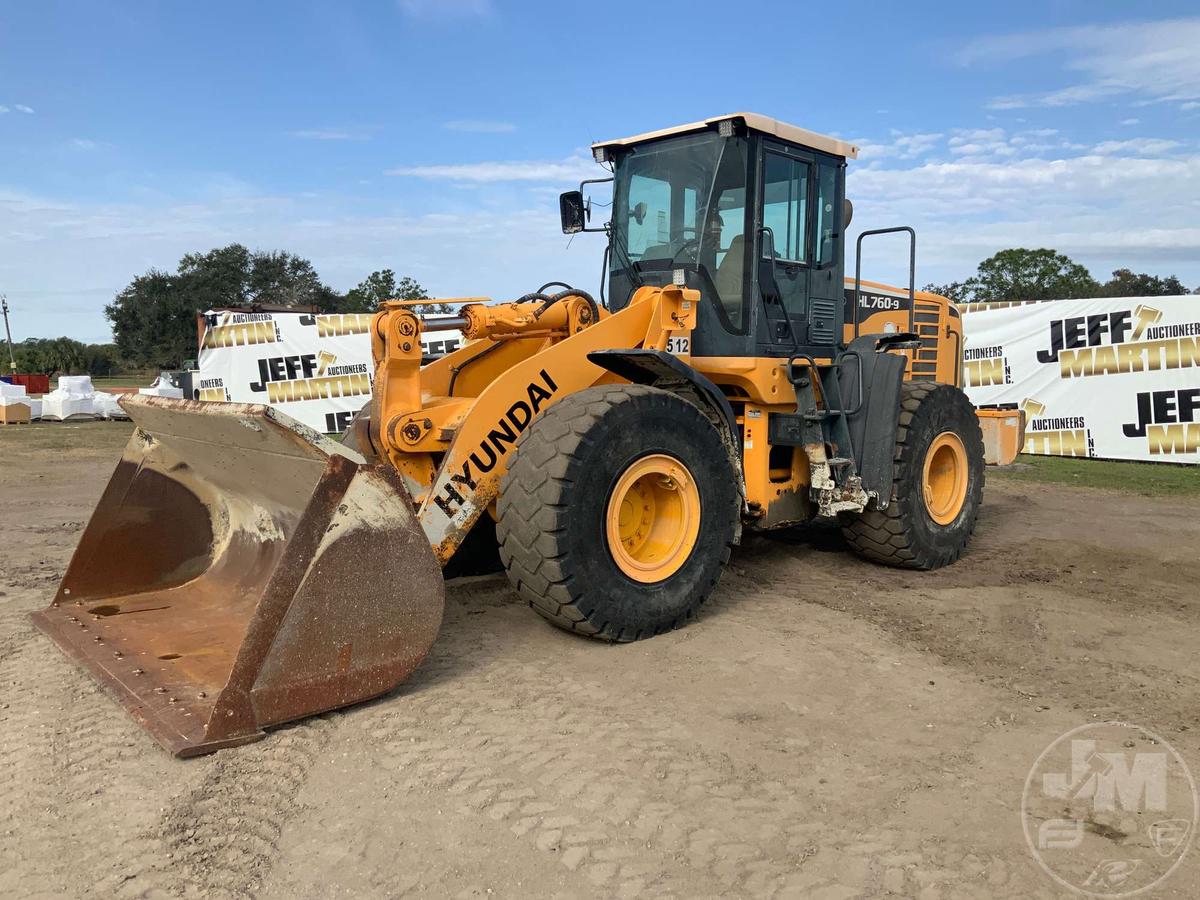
196,309,462,433
960,295,1200,464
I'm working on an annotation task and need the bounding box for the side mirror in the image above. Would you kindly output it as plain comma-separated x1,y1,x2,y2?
843,198,854,228
631,201,647,226
559,191,587,234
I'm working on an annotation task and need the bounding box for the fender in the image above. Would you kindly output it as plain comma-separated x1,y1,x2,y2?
838,333,910,508
587,349,745,534
587,349,740,452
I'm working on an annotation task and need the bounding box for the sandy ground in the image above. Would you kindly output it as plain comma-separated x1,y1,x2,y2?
2,423,1198,899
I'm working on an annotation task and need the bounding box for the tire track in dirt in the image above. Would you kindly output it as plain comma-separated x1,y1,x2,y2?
725,524,1200,737
145,718,335,900
1,584,336,900
0,612,162,898
323,579,1040,899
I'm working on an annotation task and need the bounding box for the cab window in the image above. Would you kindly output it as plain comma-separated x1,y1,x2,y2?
815,163,839,266
626,173,672,260
762,152,809,263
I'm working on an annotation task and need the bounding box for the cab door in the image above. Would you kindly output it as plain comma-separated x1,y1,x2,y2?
756,143,814,356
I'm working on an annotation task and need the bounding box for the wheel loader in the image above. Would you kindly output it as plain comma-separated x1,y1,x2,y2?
35,113,997,756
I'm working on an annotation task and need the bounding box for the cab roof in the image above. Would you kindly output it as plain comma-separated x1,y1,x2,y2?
592,112,858,160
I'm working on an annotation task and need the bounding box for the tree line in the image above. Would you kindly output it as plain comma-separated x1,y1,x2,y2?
924,248,1199,304
10,337,124,377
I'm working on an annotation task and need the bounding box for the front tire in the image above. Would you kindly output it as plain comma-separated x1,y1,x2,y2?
841,381,984,570
497,384,740,641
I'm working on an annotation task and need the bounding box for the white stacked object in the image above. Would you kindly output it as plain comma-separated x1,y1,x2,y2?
1,380,33,423
40,375,98,421
93,391,130,420
139,372,184,399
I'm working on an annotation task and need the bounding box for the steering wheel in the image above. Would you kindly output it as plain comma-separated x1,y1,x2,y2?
668,237,699,267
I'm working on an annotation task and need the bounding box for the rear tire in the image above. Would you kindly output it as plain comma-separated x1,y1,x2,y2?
841,381,984,570
497,384,739,641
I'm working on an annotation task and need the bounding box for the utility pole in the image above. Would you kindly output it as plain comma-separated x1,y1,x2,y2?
2,295,16,373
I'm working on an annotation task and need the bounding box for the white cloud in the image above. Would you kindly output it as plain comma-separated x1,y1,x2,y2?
960,18,1200,110
854,131,942,162
70,138,101,151
1091,138,1182,156
15,104,34,114
946,128,1019,157
442,119,517,134
385,154,595,182
1120,118,1140,126
1182,102,1200,112
847,146,1200,288
290,127,372,141
397,0,492,18
0,106,8,114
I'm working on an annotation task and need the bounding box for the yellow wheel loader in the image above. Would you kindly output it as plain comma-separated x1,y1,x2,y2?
36,113,997,756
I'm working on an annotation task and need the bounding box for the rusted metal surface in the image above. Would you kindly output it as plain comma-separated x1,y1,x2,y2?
32,394,444,757
803,441,871,518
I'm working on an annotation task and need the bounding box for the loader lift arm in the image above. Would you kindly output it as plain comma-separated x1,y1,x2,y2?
361,284,701,565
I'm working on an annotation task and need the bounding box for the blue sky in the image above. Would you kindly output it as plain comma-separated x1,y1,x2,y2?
2,0,1199,343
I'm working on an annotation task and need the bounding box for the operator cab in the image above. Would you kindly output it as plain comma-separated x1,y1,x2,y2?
561,113,858,359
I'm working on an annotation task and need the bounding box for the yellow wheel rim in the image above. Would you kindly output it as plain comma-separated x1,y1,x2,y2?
605,454,701,583
922,431,969,525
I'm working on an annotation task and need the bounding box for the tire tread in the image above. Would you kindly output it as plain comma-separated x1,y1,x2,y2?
497,384,734,641
841,381,984,570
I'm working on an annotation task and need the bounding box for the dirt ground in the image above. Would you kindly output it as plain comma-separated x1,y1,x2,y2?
2,423,1198,899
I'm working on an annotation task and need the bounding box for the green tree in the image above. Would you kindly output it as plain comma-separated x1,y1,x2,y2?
342,269,451,313
12,337,123,375
921,281,969,303
176,244,343,310
106,269,195,368
1099,268,1190,298
106,244,347,368
963,248,1100,302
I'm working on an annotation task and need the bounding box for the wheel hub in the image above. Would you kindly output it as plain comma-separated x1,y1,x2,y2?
922,431,968,525
605,454,701,583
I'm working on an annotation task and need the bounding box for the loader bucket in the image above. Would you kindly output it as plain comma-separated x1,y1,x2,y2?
31,395,445,757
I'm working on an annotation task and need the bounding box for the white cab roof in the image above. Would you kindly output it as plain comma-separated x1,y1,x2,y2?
593,112,858,160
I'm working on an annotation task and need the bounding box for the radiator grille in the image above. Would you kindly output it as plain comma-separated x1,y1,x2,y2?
909,300,941,378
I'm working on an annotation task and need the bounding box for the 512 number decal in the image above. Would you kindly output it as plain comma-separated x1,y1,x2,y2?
666,336,690,355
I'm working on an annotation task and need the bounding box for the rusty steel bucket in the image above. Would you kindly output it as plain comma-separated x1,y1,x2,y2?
32,395,444,757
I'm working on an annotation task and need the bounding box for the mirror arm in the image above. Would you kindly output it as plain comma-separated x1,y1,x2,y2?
576,177,614,233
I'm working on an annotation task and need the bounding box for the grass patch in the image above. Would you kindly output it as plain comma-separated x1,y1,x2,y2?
90,375,155,391
992,454,1200,497
0,420,134,454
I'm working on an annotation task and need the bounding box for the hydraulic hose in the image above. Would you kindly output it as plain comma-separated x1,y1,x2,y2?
535,287,600,323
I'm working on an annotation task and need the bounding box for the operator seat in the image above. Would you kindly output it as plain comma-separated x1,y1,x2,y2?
714,234,745,323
